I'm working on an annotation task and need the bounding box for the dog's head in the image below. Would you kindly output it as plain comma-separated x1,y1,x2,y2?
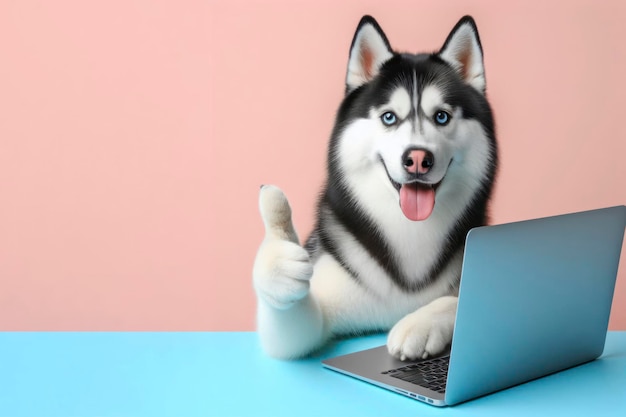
330,16,497,222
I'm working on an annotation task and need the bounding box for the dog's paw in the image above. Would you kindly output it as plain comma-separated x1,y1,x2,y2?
253,185,313,309
387,296,457,361
253,239,313,309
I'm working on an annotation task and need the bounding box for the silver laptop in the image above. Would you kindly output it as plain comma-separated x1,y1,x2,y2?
322,206,626,406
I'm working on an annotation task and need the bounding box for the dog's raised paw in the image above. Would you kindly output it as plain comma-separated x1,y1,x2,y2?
258,185,299,243
253,185,313,310
253,239,313,309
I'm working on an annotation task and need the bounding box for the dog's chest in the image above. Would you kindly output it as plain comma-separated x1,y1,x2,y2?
378,210,453,282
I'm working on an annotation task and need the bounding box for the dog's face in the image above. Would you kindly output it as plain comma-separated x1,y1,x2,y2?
331,16,496,222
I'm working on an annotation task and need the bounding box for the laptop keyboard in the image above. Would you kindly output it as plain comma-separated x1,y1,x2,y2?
382,356,449,393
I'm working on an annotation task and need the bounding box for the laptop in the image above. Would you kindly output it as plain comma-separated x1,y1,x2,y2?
322,205,626,406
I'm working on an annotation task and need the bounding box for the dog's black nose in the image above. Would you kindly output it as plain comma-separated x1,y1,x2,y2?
403,149,434,175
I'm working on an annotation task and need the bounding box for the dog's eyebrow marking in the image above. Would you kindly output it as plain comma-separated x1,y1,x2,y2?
383,87,411,120
421,85,447,117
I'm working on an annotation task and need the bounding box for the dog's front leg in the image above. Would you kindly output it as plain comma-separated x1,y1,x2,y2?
387,295,458,361
253,186,327,359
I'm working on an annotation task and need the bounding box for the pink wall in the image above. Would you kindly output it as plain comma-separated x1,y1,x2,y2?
0,0,624,331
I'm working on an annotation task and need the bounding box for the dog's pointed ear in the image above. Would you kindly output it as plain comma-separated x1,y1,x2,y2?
438,16,486,94
346,16,394,93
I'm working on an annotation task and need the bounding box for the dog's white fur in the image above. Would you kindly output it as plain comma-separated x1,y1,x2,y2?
253,17,490,360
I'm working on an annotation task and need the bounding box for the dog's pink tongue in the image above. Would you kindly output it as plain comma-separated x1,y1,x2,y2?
400,184,435,221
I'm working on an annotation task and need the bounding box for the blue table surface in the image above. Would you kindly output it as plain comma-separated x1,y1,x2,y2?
1,332,625,417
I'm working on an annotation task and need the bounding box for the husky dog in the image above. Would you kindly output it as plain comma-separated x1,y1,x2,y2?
253,15,497,360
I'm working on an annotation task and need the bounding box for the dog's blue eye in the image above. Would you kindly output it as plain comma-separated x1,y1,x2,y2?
434,110,451,126
381,111,397,126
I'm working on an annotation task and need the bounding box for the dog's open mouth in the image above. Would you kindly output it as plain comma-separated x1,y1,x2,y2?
400,182,438,221
390,180,441,221
380,156,445,221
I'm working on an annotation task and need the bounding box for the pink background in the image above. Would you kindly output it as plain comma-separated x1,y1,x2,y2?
0,0,624,331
